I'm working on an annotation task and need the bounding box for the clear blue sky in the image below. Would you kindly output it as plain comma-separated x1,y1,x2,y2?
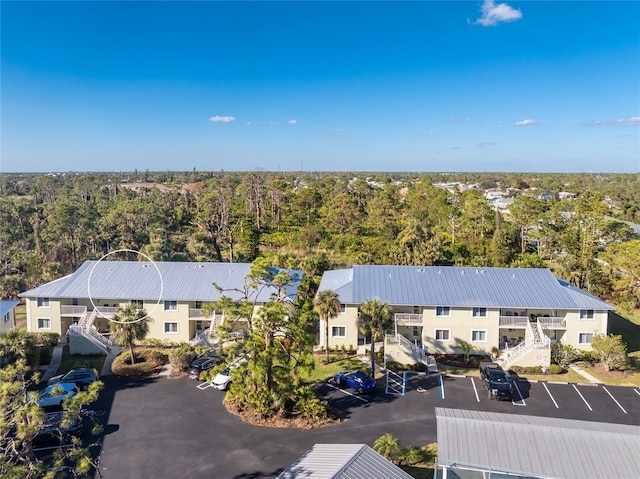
1,1,639,173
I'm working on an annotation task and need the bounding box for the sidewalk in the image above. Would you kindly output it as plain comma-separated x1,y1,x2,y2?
100,345,123,377
40,343,65,383
569,364,603,384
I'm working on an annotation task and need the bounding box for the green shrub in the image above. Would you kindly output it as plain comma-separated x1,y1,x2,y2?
33,332,60,347
511,366,542,374
547,364,563,374
169,346,197,373
578,350,599,364
551,343,578,367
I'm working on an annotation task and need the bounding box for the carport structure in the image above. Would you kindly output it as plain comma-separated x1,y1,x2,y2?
435,408,640,479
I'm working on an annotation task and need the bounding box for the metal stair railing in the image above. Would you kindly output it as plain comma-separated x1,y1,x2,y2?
68,324,111,353
386,333,437,368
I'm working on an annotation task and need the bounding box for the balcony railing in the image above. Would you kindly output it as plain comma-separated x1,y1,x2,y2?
189,308,205,318
498,316,529,327
537,316,567,329
61,305,87,316
394,313,423,325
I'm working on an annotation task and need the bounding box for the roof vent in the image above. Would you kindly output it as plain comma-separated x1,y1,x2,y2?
461,270,465,275
438,270,442,274
389,273,393,278
142,264,150,268
512,274,516,279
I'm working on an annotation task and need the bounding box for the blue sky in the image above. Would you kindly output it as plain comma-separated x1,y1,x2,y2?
1,1,638,173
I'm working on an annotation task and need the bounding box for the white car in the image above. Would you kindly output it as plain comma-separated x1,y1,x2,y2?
37,383,79,409
211,357,247,391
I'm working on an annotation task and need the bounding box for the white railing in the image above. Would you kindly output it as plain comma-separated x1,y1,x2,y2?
538,316,567,328
189,309,204,318
498,316,529,327
61,306,87,316
394,313,423,325
504,319,550,368
536,321,551,348
503,340,534,368
68,324,112,352
386,333,437,368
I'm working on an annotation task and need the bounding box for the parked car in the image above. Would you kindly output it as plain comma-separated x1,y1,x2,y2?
188,352,223,380
330,370,377,394
211,357,247,390
479,361,513,401
37,383,79,410
48,368,99,390
33,411,84,446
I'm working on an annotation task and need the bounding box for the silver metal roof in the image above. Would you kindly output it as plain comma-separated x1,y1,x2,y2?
318,265,613,310
0,300,20,318
19,261,302,303
436,408,640,479
278,443,413,479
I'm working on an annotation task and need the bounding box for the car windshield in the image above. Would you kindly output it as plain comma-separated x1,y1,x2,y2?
490,373,507,383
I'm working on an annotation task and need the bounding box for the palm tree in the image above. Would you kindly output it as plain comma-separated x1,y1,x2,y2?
373,433,401,461
358,298,393,377
109,304,150,365
456,340,474,364
313,290,341,364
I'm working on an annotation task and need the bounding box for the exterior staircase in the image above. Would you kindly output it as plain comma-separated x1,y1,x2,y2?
500,318,551,369
385,333,438,372
68,308,113,355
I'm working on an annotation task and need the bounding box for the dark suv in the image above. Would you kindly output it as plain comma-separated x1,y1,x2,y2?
48,368,99,391
479,361,513,401
188,351,223,380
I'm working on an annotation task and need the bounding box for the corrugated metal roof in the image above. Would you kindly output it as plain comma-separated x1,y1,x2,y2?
436,408,640,479
319,265,613,310
19,261,302,303
277,443,413,479
0,300,20,317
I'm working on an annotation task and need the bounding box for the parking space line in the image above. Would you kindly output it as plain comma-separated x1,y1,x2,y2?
602,387,627,414
511,381,526,406
634,388,640,397
325,382,368,403
197,382,212,390
439,374,445,399
572,384,593,411
542,383,559,408
470,377,480,402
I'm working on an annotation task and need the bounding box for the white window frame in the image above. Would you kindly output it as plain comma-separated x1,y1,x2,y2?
164,322,179,334
579,310,595,320
472,307,487,318
339,304,347,314
435,329,451,341
131,299,144,308
471,330,487,342
37,318,51,330
436,306,451,317
331,326,347,338
578,332,593,345
412,326,420,337
37,297,50,308
4,313,10,324
164,300,178,312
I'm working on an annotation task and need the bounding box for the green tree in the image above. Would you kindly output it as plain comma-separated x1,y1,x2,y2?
591,333,628,372
373,433,401,461
456,340,474,363
358,298,393,376
313,289,342,364
109,305,151,365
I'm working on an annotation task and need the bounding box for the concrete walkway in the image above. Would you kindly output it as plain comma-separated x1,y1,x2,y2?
569,364,603,384
100,345,123,377
40,342,66,383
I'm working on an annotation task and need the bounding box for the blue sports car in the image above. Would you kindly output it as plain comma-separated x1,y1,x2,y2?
331,370,377,394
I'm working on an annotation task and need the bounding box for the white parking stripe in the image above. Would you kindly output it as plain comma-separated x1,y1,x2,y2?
602,387,627,414
326,382,369,403
197,382,212,390
439,374,445,399
511,381,526,406
542,383,559,408
633,388,640,397
470,377,480,402
572,384,593,411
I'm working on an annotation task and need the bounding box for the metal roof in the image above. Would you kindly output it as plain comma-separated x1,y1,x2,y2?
19,261,302,303
0,300,20,318
436,408,640,479
318,265,613,310
277,443,413,479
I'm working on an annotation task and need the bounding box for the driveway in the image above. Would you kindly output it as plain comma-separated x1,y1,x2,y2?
92,371,639,478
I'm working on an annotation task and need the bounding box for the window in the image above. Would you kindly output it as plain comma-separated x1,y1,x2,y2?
436,306,450,317
578,332,593,345
331,326,346,338
164,301,178,311
195,301,203,309
339,304,346,314
72,298,79,306
3,313,9,324
412,326,420,337
580,310,595,320
37,318,51,330
37,298,50,308
471,330,487,342
472,307,487,318
164,322,178,334
413,305,420,314
131,300,144,308
435,329,450,341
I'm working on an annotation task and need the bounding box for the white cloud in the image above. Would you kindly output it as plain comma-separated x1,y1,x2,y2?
209,115,235,123
475,0,523,27
423,131,433,136
269,121,280,126
288,119,297,125
515,119,536,126
588,117,639,126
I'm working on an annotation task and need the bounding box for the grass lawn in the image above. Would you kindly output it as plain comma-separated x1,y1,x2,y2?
303,355,373,385
58,357,106,376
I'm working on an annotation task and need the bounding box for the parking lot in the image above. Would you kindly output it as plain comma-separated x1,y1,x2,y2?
90,371,639,478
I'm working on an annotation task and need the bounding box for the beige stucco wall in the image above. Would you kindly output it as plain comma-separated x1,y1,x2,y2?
26,298,63,336
320,304,360,351
563,310,608,351
424,307,500,356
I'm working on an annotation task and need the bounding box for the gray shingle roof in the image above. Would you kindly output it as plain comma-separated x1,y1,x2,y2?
318,265,613,310
0,300,20,317
436,408,640,479
278,443,413,479
19,261,302,303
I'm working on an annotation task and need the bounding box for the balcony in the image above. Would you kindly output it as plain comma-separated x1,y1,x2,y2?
61,305,87,316
394,313,423,325
189,308,204,318
498,316,529,328
537,316,567,329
